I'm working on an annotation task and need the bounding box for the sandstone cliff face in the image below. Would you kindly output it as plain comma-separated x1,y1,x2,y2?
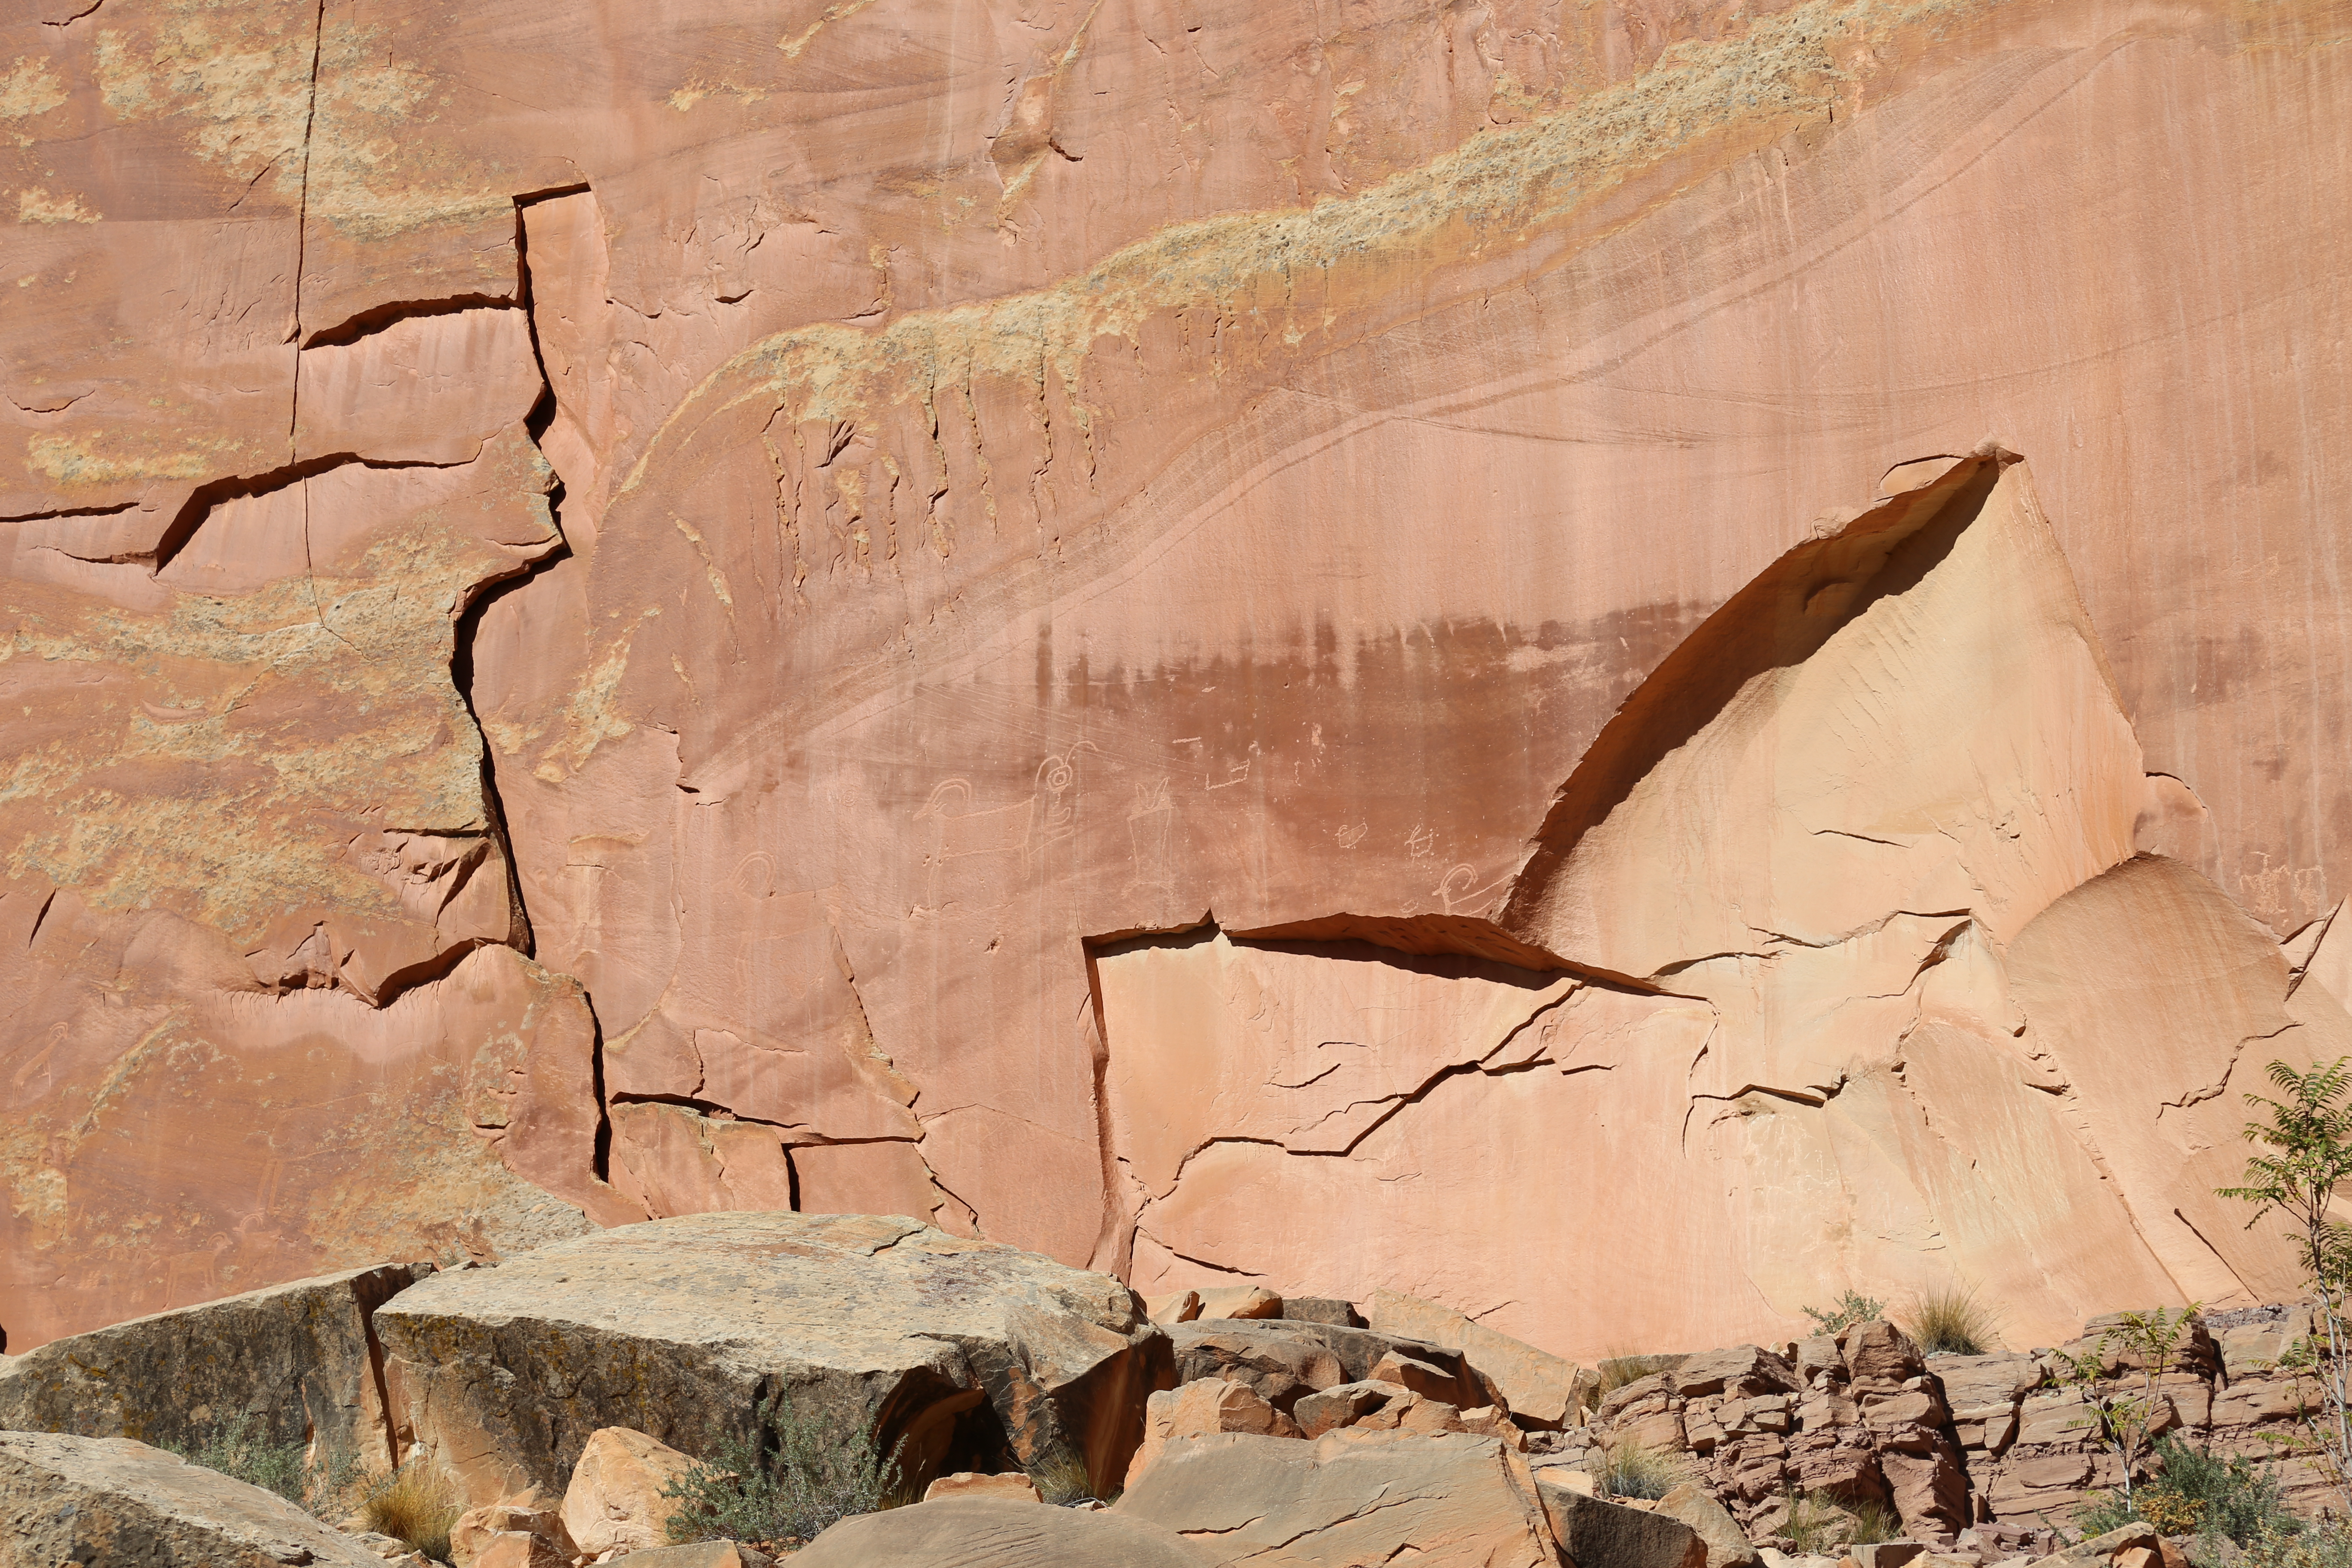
1098,456,2352,1353
4,0,2350,1353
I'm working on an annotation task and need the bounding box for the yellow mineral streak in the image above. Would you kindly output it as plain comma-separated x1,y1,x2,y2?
534,608,659,780
621,0,1983,498
778,0,881,61
1,515,531,940
27,430,254,486
303,19,504,240
14,187,100,224
0,56,68,122
86,3,496,240
92,3,316,192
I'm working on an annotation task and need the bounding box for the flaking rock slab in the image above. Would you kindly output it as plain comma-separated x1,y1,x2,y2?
373,1211,1170,1506
1118,1430,1558,1567
795,1495,1207,1566
0,1430,385,1568
0,1262,430,1466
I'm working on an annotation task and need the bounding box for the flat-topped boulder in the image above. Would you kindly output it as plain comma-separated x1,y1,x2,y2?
1117,1430,1559,1566
1539,1481,1709,1568
0,1262,430,1467
794,1495,1205,1567
0,1430,386,1568
373,1211,1170,1506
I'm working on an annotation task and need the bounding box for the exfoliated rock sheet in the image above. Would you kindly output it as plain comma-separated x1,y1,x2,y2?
4,0,2351,1372
372,1210,1170,1505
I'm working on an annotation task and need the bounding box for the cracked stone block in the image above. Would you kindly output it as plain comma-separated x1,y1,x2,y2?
0,1261,428,1473
374,1212,1173,1507
794,1495,1201,1567
559,1427,697,1558
1130,1377,1300,1480
1540,1477,1710,1568
0,1430,386,1568
1124,1431,1559,1567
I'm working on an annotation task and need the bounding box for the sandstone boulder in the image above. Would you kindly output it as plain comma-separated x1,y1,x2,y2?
922,1470,1043,1503
452,1499,576,1566
1146,1290,1203,1326
2026,1523,2162,1568
1843,1324,1928,1387
1197,1286,1285,1321
1660,1480,1765,1568
1119,1431,1557,1566
1131,1378,1301,1481
1539,1475,1710,1568
560,1427,699,1558
1462,1406,1531,1449
0,1430,385,1568
1283,1298,1368,1329
609,1545,776,1568
1355,1392,1470,1436
468,1532,567,1568
2214,1311,2308,1378
1294,1379,1414,1438
1675,1346,1803,1402
1851,1544,1930,1568
375,1213,1170,1507
1169,1318,1480,1413
2077,1314,2218,1375
1365,1289,1591,1426
1934,1354,2046,1449
1376,1346,1476,1402
795,1495,1205,1566
0,1262,429,1467
1169,1320,1344,1409
346,1531,427,1562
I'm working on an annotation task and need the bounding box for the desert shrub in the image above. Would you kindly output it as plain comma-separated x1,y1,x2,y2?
1803,1291,1887,1336
1595,1353,1681,1400
2218,1057,2352,1516
2076,1438,2296,1549
2139,1488,2211,1537
1601,1437,1681,1501
2076,1488,2144,1538
1908,1286,1998,1356
359,1462,459,1562
664,1390,908,1551
2157,1439,2296,1546
168,1413,363,1519
2245,1520,2352,1568
170,1413,307,1504
2053,1305,2205,1518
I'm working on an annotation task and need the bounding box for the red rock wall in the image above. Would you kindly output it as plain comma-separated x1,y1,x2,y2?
4,0,2350,1353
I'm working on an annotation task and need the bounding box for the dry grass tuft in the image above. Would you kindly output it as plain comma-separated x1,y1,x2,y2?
1027,1447,1099,1506
1602,1438,1684,1501
1780,1489,1849,1554
1774,1487,1902,1551
1907,1284,2000,1356
360,1462,459,1562
1844,1499,1902,1544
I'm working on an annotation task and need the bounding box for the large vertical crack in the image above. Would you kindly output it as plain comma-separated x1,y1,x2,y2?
289,0,325,365
1081,940,1128,1274
442,185,599,965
